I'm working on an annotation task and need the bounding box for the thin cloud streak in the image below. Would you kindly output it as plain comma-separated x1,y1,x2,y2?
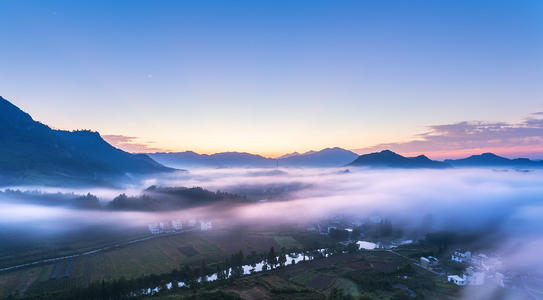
102,134,169,153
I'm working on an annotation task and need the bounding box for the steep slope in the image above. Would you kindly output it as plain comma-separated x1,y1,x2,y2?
348,150,450,169
0,96,173,186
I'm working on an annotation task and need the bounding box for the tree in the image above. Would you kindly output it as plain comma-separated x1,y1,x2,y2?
279,248,287,267
329,228,350,240
351,227,362,239
200,260,209,282
267,247,277,269
328,287,345,300
182,264,197,288
346,242,358,253
391,291,411,300
378,219,393,237
216,265,225,281
249,250,257,265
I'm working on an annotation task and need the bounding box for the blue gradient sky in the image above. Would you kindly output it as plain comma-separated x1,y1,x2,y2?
1,1,542,157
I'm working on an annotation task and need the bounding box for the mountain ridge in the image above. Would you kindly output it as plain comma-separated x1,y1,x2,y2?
149,147,359,168
348,150,451,169
445,152,543,167
0,96,174,186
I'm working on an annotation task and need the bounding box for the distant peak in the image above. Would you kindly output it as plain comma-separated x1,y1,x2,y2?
278,152,300,159
376,150,400,156
481,152,498,157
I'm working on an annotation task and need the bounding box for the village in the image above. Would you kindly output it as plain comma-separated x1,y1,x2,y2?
143,213,542,297
420,249,506,288
300,214,540,295
147,219,214,235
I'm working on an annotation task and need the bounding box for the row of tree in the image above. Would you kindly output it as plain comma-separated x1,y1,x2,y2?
14,242,353,299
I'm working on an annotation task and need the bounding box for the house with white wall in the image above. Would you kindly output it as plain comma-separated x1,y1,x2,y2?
171,219,183,230
451,249,471,263
200,221,212,231
448,275,466,286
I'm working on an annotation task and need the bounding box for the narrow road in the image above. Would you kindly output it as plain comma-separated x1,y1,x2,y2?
0,228,198,273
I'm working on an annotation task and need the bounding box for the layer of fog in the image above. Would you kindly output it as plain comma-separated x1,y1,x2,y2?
2,167,543,274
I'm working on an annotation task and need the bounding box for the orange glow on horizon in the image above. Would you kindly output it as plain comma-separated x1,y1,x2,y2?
109,137,543,160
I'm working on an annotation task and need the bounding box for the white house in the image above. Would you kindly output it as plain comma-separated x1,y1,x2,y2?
200,221,212,231
171,219,183,230
448,275,466,286
420,256,439,269
451,249,471,263
148,223,162,235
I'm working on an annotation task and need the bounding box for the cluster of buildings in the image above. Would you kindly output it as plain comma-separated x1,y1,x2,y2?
446,249,504,287
418,249,506,288
147,219,213,235
304,215,365,236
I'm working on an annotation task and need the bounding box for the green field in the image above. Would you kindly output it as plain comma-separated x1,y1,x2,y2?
273,235,303,250
332,278,360,298
0,229,334,298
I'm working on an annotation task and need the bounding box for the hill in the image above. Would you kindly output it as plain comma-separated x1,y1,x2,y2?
0,96,173,186
445,153,543,168
348,150,450,169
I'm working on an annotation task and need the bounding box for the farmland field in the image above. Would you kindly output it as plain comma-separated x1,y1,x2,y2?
274,235,303,250
0,226,150,269
0,229,334,297
142,249,463,300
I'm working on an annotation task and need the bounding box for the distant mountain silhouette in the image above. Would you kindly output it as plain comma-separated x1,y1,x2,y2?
149,147,359,168
277,152,301,159
0,96,173,186
278,147,359,167
348,150,450,169
445,153,543,168
149,151,275,168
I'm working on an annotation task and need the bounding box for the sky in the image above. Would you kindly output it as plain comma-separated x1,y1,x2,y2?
1,0,542,158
